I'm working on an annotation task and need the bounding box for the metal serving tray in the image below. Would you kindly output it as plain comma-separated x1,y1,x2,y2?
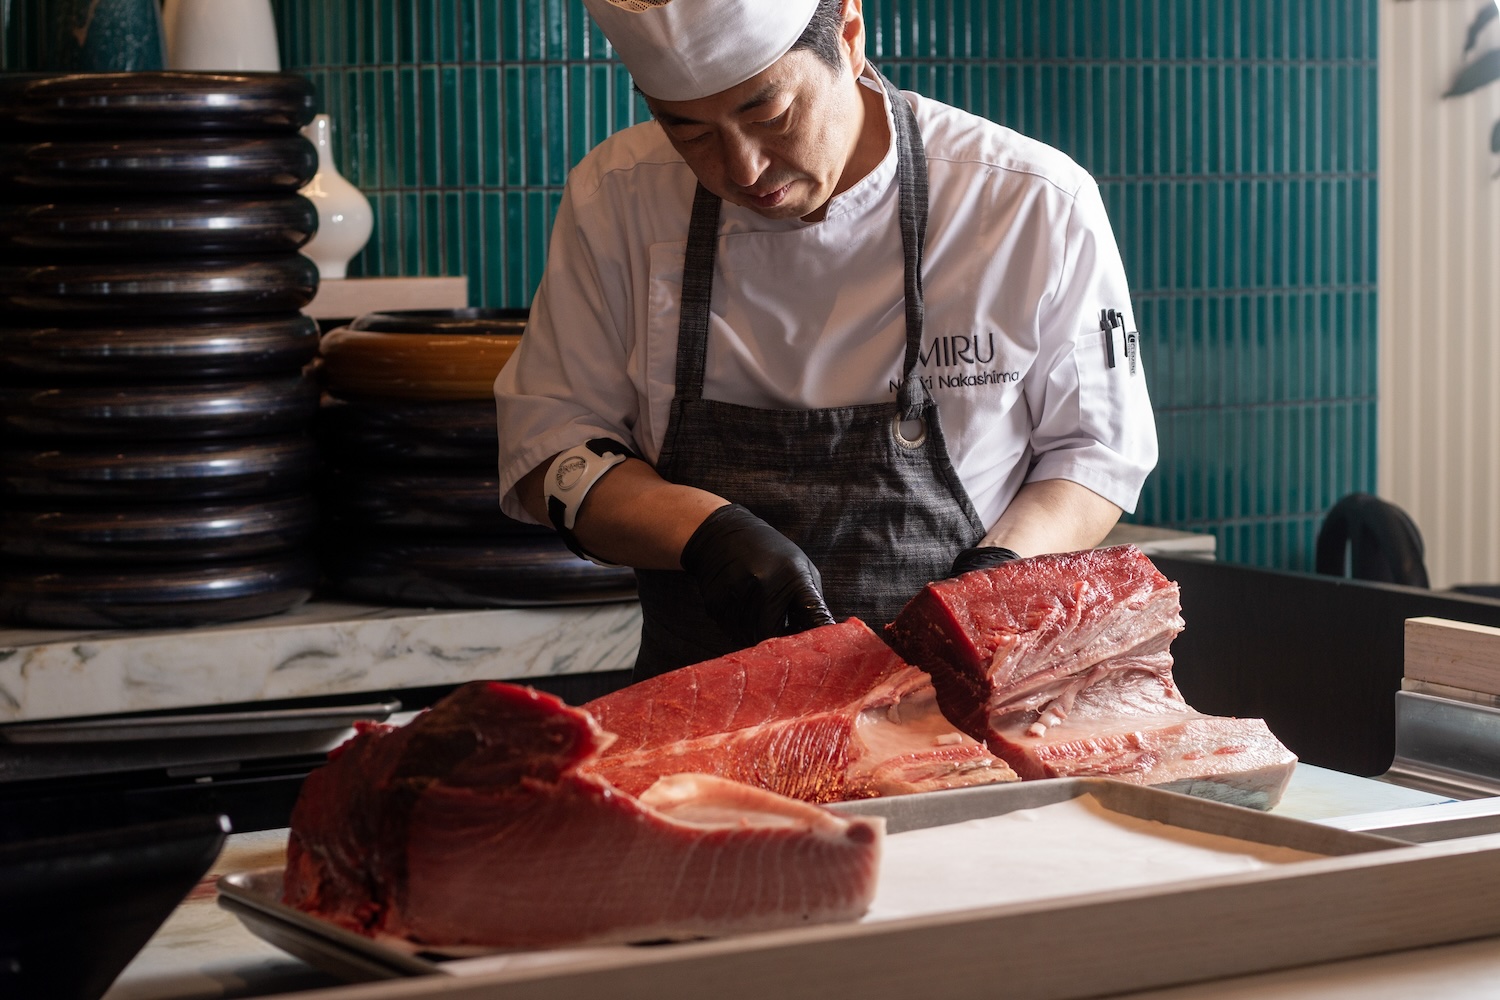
219,777,1421,997
0,700,402,744
0,700,405,783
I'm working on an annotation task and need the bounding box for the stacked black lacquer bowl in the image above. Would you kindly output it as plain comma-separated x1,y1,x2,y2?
0,73,323,628
316,309,637,607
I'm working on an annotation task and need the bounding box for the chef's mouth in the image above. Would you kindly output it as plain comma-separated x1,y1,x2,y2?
746,183,793,210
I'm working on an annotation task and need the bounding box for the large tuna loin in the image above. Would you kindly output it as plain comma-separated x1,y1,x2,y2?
585,619,1017,802
282,681,883,949
885,546,1297,809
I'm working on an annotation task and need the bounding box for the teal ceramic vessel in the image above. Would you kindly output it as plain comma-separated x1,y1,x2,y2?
27,0,166,71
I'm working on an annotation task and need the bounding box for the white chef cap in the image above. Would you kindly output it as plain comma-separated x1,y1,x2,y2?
582,0,822,101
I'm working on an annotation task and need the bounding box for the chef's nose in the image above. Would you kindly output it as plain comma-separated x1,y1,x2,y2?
721,133,769,189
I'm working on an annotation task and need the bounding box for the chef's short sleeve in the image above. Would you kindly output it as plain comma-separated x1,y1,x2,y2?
493,180,642,523
1022,177,1158,513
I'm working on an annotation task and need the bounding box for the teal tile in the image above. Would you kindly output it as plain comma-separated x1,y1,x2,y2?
443,192,464,283
525,66,546,185
543,0,566,60
375,0,395,63
503,65,524,185
459,67,481,186
402,192,422,272
355,2,374,65
399,67,419,186
440,67,460,186
422,191,443,274
483,67,503,186
480,191,506,304
504,192,527,304
478,0,500,61
440,0,460,63
459,0,478,61
501,0,522,61
357,68,379,185
546,64,566,184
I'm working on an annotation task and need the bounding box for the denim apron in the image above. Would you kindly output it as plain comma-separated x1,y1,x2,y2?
633,75,985,678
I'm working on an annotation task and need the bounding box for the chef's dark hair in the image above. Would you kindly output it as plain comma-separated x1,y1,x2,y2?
790,0,848,73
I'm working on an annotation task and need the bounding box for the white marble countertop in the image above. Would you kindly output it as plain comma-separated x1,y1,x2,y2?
0,600,642,725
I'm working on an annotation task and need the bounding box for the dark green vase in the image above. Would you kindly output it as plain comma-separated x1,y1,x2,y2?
6,0,166,71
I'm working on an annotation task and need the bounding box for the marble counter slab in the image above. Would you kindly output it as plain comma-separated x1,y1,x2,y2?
0,600,642,725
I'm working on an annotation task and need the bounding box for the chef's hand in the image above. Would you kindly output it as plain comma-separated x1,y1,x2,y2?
949,545,1022,577
680,504,836,647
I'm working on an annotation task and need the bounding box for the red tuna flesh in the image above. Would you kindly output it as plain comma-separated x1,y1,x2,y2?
885,545,1297,809
585,619,1017,803
282,681,883,949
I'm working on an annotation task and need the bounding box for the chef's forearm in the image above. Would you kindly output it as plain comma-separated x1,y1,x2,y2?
980,478,1122,557
516,457,728,570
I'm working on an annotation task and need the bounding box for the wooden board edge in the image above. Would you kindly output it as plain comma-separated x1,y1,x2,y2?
1405,617,1500,696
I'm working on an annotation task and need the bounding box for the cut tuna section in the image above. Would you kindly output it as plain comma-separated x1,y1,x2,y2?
282,681,883,949
885,545,1297,809
584,619,1017,802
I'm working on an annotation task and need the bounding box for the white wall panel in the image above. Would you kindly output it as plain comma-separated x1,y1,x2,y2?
1380,0,1500,588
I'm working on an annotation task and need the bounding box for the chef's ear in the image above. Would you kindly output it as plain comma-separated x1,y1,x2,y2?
841,0,867,75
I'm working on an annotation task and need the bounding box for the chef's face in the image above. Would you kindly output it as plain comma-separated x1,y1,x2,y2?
645,4,877,222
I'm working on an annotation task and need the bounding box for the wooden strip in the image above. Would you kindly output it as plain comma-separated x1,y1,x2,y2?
1405,617,1500,696
1402,677,1500,709
303,276,468,320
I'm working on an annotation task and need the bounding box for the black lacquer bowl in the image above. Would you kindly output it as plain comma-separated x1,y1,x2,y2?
0,134,317,193
322,533,638,608
0,369,318,440
347,308,529,335
320,467,548,535
316,394,497,468
0,196,318,256
0,552,318,629
0,813,229,1000
0,71,316,133
0,315,320,380
0,255,319,316
0,494,317,562
0,435,320,501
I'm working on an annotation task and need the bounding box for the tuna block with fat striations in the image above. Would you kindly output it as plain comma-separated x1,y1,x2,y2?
585,619,1017,803
885,545,1297,809
282,681,883,949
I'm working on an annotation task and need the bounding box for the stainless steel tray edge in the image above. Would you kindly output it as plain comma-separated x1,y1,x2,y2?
218,777,1406,987
827,776,1404,854
218,868,439,978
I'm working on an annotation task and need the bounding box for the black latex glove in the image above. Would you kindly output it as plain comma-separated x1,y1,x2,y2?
949,545,1022,578
680,504,836,647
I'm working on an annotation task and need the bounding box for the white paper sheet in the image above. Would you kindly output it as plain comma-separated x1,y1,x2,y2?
442,794,1323,977
863,794,1323,923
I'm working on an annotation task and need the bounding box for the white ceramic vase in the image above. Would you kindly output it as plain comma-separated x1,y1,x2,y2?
163,0,280,71
298,114,374,281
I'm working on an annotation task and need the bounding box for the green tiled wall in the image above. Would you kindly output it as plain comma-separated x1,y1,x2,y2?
80,0,1360,572
266,0,1380,572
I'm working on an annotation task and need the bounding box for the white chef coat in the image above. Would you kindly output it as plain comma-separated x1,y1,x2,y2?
495,75,1158,528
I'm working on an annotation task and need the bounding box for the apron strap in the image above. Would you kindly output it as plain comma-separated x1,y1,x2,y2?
878,73,931,421
673,71,930,416
676,182,724,401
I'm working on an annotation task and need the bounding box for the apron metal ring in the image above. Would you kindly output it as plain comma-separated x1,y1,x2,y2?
891,413,927,449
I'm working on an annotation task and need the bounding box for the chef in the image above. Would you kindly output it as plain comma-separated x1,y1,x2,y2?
494,0,1158,678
